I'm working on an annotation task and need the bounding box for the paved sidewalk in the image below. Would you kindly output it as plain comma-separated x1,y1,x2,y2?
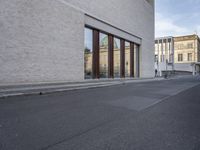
0,78,164,98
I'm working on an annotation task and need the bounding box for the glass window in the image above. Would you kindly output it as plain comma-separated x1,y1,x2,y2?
158,43,161,55
187,43,193,49
113,38,121,78
179,44,184,49
166,41,169,51
155,55,158,63
99,33,108,78
155,44,158,54
178,54,183,62
84,27,141,79
84,28,93,79
125,41,130,77
188,53,192,61
160,55,163,62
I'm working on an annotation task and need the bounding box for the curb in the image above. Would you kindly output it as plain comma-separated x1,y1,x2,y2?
0,83,118,99
0,78,165,99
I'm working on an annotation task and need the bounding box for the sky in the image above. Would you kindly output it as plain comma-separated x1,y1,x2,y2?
155,0,200,38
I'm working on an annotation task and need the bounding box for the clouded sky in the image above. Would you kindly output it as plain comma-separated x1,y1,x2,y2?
155,0,200,38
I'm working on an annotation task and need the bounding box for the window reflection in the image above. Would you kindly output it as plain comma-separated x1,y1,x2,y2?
84,27,140,79
125,41,130,77
134,44,137,77
84,28,93,79
114,38,121,78
99,33,108,78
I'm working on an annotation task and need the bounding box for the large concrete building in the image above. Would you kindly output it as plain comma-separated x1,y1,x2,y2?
0,0,155,85
155,34,200,76
155,36,174,76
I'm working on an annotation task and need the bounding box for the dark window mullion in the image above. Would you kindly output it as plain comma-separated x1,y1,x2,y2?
120,39,125,78
93,30,100,79
130,42,135,77
108,35,114,78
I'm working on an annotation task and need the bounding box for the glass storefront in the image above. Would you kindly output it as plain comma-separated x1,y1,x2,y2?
125,41,130,77
99,33,109,78
84,28,93,79
84,27,140,79
113,38,121,78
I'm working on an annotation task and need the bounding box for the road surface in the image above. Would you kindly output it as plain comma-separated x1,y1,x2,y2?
0,76,200,150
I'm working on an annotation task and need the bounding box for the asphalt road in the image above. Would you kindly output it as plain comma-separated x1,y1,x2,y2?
1,76,200,150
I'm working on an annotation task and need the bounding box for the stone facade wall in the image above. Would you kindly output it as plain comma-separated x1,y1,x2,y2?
0,0,84,85
174,38,198,64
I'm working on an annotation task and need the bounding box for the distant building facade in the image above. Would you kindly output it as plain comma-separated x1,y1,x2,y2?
155,37,174,76
155,34,200,76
